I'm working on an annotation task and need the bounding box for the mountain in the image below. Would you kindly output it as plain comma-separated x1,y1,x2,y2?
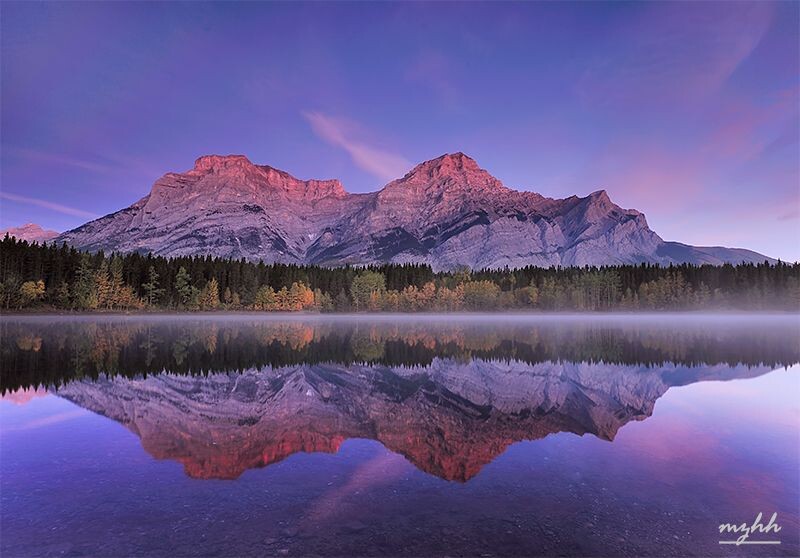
1,223,59,243
56,153,774,269
55,359,772,481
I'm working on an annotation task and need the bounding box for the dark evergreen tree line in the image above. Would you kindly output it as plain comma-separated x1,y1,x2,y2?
3,320,797,393
1,235,798,311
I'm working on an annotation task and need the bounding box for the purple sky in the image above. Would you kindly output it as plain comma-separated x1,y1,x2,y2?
1,2,798,260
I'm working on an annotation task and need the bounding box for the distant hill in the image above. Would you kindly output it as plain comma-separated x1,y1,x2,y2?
1,223,59,243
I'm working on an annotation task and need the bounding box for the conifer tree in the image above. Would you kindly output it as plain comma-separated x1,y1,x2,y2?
254,285,277,310
350,271,386,311
174,266,193,307
72,253,97,309
142,266,164,307
55,280,71,308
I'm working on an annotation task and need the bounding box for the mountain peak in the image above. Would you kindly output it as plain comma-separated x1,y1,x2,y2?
438,151,479,167
192,154,253,173
585,189,613,206
411,152,480,175
172,154,347,200
393,152,505,194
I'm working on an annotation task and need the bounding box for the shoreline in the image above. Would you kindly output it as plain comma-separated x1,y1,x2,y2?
2,309,798,319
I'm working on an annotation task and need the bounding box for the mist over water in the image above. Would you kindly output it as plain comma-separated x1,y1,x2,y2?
1,314,798,556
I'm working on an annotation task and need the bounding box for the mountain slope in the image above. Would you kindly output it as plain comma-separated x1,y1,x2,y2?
56,153,774,269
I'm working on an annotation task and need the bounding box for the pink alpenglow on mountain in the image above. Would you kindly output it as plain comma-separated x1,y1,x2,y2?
56,153,774,269
1,223,59,243
56,359,770,481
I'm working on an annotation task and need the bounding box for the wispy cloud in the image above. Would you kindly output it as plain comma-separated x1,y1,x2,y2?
577,2,773,107
0,191,98,219
303,111,411,183
303,450,410,524
778,207,799,222
6,147,162,181
6,409,89,431
6,147,119,174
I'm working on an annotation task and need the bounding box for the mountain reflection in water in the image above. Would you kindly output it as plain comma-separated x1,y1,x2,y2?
2,315,798,482
54,360,774,481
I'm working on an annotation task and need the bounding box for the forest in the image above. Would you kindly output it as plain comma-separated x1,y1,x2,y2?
4,319,797,394
1,235,798,312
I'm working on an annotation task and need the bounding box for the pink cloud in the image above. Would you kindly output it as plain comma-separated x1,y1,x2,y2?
704,86,799,161
303,111,411,183
303,449,411,524
576,81,798,216
576,140,710,213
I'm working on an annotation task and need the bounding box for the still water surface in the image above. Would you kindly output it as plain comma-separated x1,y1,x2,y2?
1,314,798,557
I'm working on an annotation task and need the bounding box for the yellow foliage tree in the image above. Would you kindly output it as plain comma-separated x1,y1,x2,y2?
19,280,46,307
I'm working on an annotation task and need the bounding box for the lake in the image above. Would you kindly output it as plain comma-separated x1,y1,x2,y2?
1,314,798,557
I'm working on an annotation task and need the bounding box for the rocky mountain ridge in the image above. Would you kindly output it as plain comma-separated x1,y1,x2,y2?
55,153,774,269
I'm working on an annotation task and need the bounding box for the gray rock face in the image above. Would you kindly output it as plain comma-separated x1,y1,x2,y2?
56,153,774,269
